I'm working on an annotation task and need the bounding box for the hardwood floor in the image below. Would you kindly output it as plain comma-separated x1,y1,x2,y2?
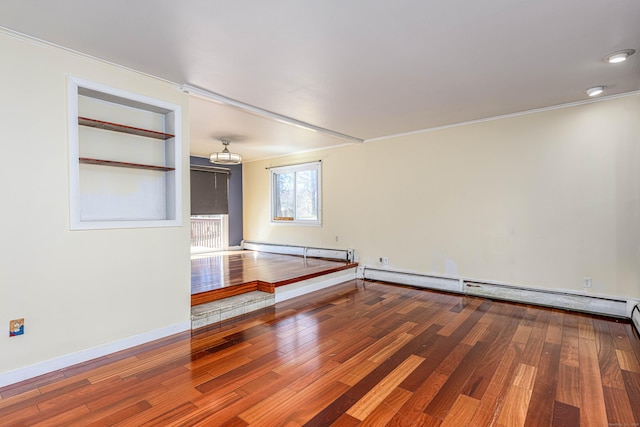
2,280,640,426
191,251,357,305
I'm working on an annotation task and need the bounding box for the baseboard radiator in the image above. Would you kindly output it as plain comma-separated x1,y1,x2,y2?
363,267,631,320
242,240,355,263
632,303,640,333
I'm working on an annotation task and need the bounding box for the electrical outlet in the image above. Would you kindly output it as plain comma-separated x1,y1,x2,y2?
335,236,339,242
10,318,24,337
583,277,592,288
382,257,389,266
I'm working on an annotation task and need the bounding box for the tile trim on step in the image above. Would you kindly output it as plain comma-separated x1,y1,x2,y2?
191,291,276,329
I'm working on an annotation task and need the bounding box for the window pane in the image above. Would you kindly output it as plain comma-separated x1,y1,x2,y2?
295,169,318,220
270,161,321,225
275,172,295,219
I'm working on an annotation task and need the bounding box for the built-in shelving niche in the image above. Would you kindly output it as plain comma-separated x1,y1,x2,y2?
68,77,182,230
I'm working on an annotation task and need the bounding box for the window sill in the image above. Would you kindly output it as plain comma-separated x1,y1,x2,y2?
270,221,322,227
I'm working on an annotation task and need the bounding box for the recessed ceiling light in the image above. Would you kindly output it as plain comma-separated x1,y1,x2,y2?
586,86,605,97
604,49,635,63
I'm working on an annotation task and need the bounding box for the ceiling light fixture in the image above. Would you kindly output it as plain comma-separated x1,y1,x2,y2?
585,86,605,97
604,49,635,63
210,139,242,165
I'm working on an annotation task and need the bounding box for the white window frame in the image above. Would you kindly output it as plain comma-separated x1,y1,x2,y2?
270,161,322,226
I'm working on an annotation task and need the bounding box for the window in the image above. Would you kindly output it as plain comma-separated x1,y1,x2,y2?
271,161,321,225
190,168,229,215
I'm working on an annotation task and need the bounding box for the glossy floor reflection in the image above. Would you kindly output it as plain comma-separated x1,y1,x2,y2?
3,280,640,425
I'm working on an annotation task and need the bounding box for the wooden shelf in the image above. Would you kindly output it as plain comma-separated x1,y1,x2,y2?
78,117,175,140
79,157,175,171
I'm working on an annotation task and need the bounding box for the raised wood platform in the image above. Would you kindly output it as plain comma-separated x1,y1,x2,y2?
191,250,358,306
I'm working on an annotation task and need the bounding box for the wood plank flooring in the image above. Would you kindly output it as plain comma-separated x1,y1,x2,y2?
2,280,640,426
191,251,357,305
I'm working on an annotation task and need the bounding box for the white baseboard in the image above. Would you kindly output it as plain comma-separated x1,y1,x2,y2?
242,240,354,262
363,266,629,319
275,269,356,303
626,299,640,318
0,321,190,388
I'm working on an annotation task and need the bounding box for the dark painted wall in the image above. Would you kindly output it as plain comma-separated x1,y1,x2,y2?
190,156,243,247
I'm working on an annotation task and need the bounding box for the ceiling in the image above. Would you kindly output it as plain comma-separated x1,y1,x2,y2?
1,1,639,162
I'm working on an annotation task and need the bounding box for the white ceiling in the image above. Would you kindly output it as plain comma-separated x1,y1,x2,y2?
1,1,639,162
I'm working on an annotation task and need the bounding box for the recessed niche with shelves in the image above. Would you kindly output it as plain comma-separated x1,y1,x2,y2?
68,77,182,229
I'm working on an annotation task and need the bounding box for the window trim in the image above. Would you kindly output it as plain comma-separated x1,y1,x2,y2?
270,161,322,226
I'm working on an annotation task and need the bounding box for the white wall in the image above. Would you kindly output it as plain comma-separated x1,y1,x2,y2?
244,94,640,300
0,31,191,380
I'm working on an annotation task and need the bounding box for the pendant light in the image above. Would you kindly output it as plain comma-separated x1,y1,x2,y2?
210,139,242,165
